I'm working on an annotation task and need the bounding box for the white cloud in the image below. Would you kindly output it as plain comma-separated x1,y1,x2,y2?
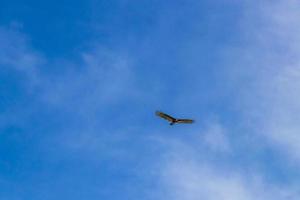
0,25,45,130
221,0,300,162
159,138,300,200
150,121,231,158
0,24,139,111
41,48,137,111
35,48,144,157
0,24,141,156
252,0,300,160
161,156,299,200
203,122,231,153
0,25,43,87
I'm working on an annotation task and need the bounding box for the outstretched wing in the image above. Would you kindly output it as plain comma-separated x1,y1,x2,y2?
177,119,194,124
155,111,176,122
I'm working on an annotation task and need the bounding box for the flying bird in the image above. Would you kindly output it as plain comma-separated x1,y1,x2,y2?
155,111,194,125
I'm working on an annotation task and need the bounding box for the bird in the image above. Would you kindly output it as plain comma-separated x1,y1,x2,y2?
155,111,194,125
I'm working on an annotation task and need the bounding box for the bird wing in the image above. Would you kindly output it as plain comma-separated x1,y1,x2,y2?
155,111,176,122
176,119,194,124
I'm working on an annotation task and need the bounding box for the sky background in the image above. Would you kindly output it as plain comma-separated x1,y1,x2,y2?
1,0,300,199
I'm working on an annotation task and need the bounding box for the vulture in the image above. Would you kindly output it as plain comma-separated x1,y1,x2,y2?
155,111,194,125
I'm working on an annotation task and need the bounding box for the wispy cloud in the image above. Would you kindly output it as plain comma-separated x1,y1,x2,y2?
41,47,138,113
230,0,300,162
0,23,142,160
157,121,300,200
155,1,300,199
161,150,299,200
0,25,43,86
0,25,44,131
202,122,231,153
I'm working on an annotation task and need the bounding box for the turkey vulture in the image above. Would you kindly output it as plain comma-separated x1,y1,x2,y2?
155,111,194,125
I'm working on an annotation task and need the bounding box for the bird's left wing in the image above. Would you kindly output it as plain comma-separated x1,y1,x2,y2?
155,111,176,122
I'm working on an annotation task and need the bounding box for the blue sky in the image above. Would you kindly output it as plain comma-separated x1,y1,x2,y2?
1,0,300,199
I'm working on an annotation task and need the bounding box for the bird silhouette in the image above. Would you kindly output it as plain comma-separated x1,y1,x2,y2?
155,111,194,125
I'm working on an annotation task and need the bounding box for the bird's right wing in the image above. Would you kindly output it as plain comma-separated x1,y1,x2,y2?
177,119,194,124
155,111,176,122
